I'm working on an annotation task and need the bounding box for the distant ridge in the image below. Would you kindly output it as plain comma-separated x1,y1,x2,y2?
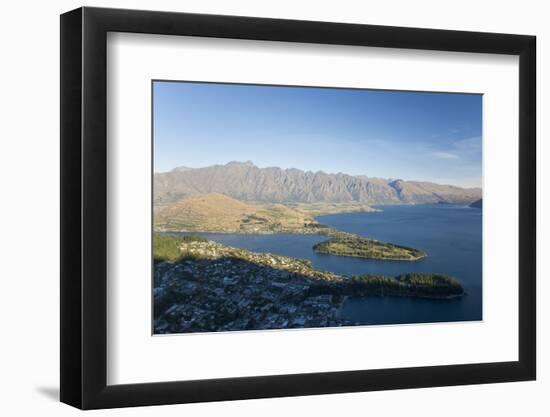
469,199,482,208
154,161,481,206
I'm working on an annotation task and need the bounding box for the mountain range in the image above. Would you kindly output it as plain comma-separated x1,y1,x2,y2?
154,161,481,206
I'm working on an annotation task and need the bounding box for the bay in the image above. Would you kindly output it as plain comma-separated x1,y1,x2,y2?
169,204,482,326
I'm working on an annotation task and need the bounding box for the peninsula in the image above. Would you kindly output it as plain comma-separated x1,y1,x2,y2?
469,199,482,208
153,234,464,333
313,235,427,261
153,234,465,333
154,193,428,261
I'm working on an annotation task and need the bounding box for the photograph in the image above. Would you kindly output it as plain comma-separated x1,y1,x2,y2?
152,81,483,334
53,3,538,412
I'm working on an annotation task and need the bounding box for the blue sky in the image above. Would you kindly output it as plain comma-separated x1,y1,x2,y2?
153,81,482,187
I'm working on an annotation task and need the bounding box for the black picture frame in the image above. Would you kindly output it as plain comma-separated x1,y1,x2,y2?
60,6,536,410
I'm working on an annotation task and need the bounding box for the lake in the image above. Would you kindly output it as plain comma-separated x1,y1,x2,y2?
170,204,482,326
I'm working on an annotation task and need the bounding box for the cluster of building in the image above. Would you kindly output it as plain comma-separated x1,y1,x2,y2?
153,241,350,334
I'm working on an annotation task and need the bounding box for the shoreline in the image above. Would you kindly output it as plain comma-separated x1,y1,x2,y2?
313,247,427,262
156,210,428,263
154,238,465,333
159,227,428,262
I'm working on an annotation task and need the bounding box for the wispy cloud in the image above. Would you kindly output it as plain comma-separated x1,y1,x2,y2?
430,136,481,162
432,151,460,160
453,136,481,152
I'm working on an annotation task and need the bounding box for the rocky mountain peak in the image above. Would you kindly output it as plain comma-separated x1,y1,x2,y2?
154,163,481,206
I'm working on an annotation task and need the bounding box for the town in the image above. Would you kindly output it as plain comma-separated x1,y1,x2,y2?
153,237,464,333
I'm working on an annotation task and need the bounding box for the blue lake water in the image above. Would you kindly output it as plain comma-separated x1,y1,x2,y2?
170,204,482,326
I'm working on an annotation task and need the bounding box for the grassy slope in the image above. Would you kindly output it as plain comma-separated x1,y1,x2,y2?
154,193,428,261
153,233,207,263
287,202,379,216
154,193,317,233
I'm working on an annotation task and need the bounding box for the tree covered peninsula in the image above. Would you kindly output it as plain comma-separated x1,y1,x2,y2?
154,193,428,261
153,234,465,333
313,234,427,261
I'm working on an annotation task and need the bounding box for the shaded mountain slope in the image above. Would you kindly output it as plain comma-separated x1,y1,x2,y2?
154,161,481,206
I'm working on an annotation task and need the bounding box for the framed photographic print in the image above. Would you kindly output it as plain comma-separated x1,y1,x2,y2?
60,6,536,409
